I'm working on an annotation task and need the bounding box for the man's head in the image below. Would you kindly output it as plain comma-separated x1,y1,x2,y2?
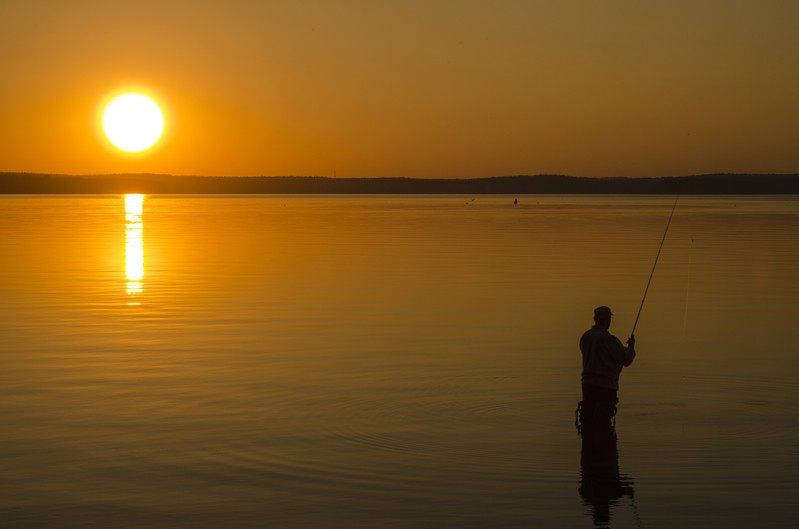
593,306,613,328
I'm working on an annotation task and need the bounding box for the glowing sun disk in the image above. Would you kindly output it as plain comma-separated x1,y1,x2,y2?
102,93,164,153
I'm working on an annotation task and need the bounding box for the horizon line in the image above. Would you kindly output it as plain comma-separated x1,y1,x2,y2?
4,171,799,180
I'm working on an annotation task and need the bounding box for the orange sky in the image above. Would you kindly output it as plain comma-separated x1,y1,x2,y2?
1,1,798,178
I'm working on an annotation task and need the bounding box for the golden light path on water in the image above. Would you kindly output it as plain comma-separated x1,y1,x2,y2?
124,194,144,302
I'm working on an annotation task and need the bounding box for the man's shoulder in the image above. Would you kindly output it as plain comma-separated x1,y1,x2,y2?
580,326,606,347
583,326,624,346
583,325,608,337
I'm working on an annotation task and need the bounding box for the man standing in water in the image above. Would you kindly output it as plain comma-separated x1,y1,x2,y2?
579,306,636,425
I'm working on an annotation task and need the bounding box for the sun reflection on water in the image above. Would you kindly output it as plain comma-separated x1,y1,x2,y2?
124,194,144,303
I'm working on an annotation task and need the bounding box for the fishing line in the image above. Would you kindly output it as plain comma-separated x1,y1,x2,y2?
629,493,645,529
683,236,693,335
630,196,679,338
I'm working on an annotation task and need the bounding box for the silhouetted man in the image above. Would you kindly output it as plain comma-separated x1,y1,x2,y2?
578,306,636,426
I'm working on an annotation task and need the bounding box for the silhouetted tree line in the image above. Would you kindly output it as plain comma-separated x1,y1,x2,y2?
2,172,799,194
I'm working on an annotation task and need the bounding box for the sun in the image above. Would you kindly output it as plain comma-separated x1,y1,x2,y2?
102,93,164,153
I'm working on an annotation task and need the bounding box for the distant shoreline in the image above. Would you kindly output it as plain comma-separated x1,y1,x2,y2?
2,172,799,194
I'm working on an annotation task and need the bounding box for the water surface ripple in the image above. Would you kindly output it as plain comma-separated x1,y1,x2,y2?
1,195,798,528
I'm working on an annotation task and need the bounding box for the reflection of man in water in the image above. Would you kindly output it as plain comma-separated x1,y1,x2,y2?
579,306,636,425
579,422,635,526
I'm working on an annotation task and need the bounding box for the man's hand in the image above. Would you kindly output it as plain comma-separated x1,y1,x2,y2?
623,334,637,366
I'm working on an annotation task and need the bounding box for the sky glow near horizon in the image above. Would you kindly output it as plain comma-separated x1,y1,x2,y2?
1,1,798,178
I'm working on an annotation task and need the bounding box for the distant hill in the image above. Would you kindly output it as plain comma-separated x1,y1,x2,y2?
2,172,799,194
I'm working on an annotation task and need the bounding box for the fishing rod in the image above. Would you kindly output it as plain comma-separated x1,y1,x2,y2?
630,196,679,338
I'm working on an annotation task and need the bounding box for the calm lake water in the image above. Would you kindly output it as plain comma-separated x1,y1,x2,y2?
1,195,798,528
